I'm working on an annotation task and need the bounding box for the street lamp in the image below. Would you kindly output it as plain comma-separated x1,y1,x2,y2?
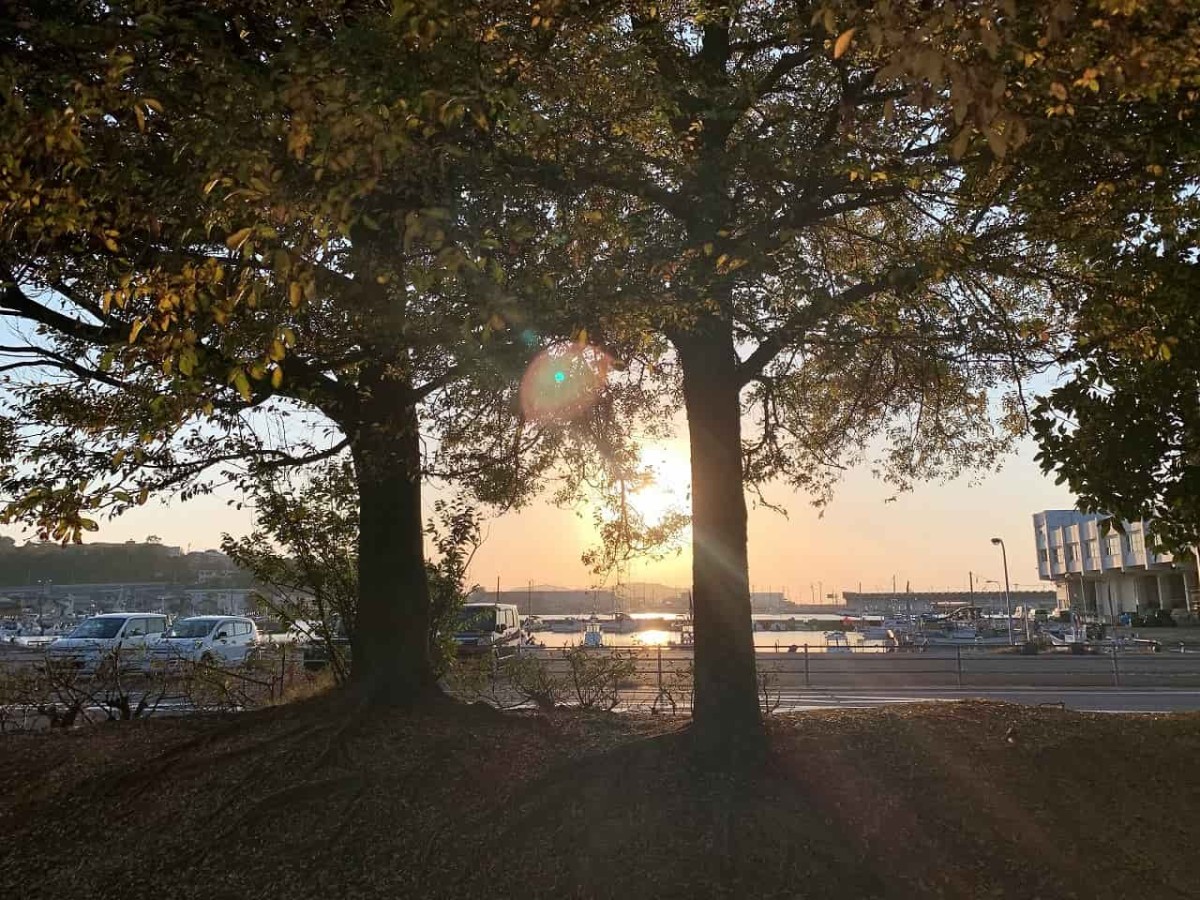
990,537,1026,644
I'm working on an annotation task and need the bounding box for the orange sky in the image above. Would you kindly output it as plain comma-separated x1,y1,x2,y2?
33,433,1074,600
452,435,1074,598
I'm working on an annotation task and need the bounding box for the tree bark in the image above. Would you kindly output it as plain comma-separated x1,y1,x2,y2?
675,319,762,733
347,371,437,703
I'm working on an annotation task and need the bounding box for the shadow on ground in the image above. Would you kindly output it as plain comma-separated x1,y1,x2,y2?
1,695,1197,899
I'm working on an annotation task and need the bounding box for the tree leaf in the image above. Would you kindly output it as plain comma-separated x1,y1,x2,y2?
833,28,856,60
225,227,253,251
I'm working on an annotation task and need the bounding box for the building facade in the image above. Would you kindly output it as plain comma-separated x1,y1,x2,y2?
1033,510,1199,618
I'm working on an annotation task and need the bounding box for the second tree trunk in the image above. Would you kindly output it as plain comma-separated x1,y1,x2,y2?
677,320,762,733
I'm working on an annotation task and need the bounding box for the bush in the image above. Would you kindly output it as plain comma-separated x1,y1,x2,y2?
506,652,564,711
562,646,638,711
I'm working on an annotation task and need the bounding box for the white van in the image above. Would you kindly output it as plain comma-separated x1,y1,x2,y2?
453,603,523,657
46,613,167,670
150,616,259,667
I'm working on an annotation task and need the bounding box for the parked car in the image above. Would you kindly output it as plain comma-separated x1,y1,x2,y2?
300,618,351,672
150,616,259,667
453,603,523,657
45,613,167,671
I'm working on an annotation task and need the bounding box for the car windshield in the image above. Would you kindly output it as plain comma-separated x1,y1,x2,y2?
68,618,125,639
164,619,218,639
456,607,497,633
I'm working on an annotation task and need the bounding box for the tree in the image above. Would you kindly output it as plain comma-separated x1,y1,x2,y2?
0,2,566,700
486,0,1198,731
223,463,481,683
1032,252,1200,550
1016,6,1200,549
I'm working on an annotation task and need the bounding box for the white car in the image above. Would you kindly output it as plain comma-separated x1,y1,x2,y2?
45,613,167,671
150,616,259,667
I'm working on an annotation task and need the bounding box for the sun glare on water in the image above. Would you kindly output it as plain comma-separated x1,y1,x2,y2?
635,629,672,646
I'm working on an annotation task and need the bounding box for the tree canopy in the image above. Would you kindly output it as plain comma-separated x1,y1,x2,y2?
2,0,1197,724
472,0,1200,728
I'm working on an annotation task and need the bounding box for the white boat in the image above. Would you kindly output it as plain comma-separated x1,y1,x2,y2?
919,627,1011,647
824,631,852,652
858,616,915,641
582,621,604,648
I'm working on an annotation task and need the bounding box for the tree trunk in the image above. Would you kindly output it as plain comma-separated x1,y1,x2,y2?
347,374,436,703
676,319,762,734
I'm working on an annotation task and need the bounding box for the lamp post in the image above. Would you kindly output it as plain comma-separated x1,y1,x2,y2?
990,537,1024,644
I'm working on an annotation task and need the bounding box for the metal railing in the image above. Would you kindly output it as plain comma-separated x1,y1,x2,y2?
501,643,1200,695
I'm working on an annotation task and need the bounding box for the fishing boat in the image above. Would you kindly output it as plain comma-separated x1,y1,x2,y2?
548,617,582,633
582,621,605,648
824,631,852,652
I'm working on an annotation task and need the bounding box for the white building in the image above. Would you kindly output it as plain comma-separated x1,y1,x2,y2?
1033,510,1198,618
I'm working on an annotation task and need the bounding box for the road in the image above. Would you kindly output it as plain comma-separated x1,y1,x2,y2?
763,688,1200,713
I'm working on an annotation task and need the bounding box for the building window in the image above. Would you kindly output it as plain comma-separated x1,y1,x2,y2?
1088,539,1100,559
1131,533,1145,553
1108,536,1121,556
1039,549,1049,563
1054,547,1065,564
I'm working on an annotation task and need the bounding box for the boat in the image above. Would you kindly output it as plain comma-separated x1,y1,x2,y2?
824,631,852,652
548,617,582,633
858,616,915,641
582,621,604,648
522,615,547,632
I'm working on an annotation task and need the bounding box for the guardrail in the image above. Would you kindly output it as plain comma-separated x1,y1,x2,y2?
508,643,1200,692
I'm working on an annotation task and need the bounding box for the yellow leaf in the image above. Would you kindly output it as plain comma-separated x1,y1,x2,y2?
984,126,1007,159
111,449,126,469
225,227,253,251
271,366,283,389
833,28,856,60
137,487,149,506
1050,82,1068,101
288,281,303,308
142,97,163,113
128,319,145,343
950,126,971,160
703,242,714,256
233,370,252,401
133,104,146,132
268,339,286,362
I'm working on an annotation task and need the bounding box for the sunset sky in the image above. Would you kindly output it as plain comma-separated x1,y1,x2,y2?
2,430,1075,600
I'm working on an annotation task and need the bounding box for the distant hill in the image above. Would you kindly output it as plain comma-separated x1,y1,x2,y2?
613,582,685,606
0,537,252,588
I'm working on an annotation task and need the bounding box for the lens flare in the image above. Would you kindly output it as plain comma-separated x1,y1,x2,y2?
520,342,611,422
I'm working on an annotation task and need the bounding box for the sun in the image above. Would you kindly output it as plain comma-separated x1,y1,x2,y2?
627,446,691,525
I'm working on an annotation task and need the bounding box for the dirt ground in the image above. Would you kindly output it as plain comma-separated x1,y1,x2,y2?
1,695,1198,899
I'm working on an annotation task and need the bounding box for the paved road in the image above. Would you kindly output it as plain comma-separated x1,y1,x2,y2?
766,689,1200,713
